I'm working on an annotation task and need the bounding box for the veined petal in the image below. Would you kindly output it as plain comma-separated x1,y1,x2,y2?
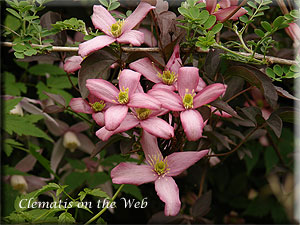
140,117,174,139
117,30,144,46
64,56,83,73
152,82,176,91
138,27,157,47
128,93,161,110
140,130,163,163
96,114,139,141
122,2,155,32
155,177,181,216
195,77,207,92
78,35,116,57
214,6,247,22
105,105,128,131
206,0,217,14
194,83,226,108
219,0,231,8
69,121,90,133
148,89,184,111
166,150,209,177
77,133,95,154
92,112,105,126
92,5,117,36
111,162,157,185
180,110,204,141
129,57,162,84
177,67,200,97
69,98,93,114
165,44,182,75
86,79,119,103
119,69,141,97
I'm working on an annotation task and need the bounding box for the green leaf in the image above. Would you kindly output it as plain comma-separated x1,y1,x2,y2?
108,1,120,11
58,212,75,224
244,143,261,174
66,158,86,170
6,8,21,19
203,15,216,29
65,172,89,193
24,48,37,56
273,16,285,28
261,21,272,32
273,64,283,76
3,165,29,176
4,139,23,157
290,9,300,18
243,197,271,217
47,75,77,89
84,188,110,199
210,23,223,34
189,6,200,19
28,64,66,76
178,7,189,17
4,14,21,31
12,43,27,52
34,183,60,197
4,98,22,113
15,190,39,212
99,0,108,7
247,1,257,9
86,172,110,188
254,29,265,37
239,15,249,23
266,67,276,79
264,147,279,174
197,10,209,24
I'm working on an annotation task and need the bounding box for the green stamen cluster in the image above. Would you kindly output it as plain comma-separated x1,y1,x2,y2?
136,108,152,120
90,101,105,112
111,20,124,37
118,88,129,104
158,70,176,85
148,154,170,176
183,93,194,109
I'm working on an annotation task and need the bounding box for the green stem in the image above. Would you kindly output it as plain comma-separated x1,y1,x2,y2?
240,1,264,35
65,107,93,125
84,184,125,225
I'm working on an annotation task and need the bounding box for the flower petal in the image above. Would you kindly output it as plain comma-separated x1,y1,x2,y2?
64,56,83,73
92,5,116,36
78,35,116,57
122,2,155,32
119,69,141,97
77,133,95,154
155,176,181,216
206,0,217,14
148,89,184,111
111,162,157,185
194,83,226,108
180,110,204,141
140,130,163,163
86,79,119,103
177,67,200,97
195,77,207,92
50,138,66,173
69,121,90,133
165,44,182,74
214,6,248,22
69,98,93,114
129,57,162,84
128,92,161,110
105,105,128,131
166,150,209,176
117,30,144,46
92,112,105,126
140,117,174,139
152,82,176,91
219,0,231,8
138,27,157,47
15,154,37,173
211,106,232,118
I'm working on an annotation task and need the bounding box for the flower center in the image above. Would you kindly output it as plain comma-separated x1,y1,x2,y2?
158,70,177,85
110,20,124,37
147,154,170,176
183,91,194,109
136,108,152,120
214,3,221,12
118,87,129,104
90,101,105,112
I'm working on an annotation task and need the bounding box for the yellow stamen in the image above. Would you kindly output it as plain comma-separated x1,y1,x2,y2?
148,154,170,176
118,87,129,104
215,3,221,12
136,108,152,120
157,70,177,85
90,101,105,112
110,20,125,37
182,89,195,109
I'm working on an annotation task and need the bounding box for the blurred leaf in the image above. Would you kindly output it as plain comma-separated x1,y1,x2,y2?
118,184,143,201
266,113,282,138
58,212,75,224
244,142,261,174
34,183,60,197
264,147,278,174
4,98,22,113
203,15,216,29
261,21,272,32
191,190,212,218
86,172,110,188
28,64,66,76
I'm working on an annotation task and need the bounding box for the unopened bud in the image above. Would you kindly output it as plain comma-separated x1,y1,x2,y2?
10,175,28,194
9,103,23,116
63,131,80,152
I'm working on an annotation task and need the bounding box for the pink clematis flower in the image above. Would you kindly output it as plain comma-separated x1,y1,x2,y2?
285,23,300,43
86,69,161,131
70,94,110,127
78,2,155,57
63,55,83,73
205,0,247,22
96,107,174,141
149,67,226,141
111,131,209,216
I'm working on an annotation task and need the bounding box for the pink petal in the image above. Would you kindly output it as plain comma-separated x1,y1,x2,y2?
138,27,157,47
129,57,162,84
214,6,248,22
285,23,300,41
194,83,226,108
15,154,37,173
195,77,207,92
117,30,144,46
152,82,176,91
122,2,155,32
140,130,163,163
111,162,157,185
118,69,141,97
92,5,116,36
92,112,105,126
165,44,182,74
128,93,161,110
105,105,128,131
64,56,83,73
26,175,48,193
180,110,204,141
78,35,116,57
166,150,209,176
230,0,239,6
86,79,119,103
148,89,184,111
45,118,69,136
211,106,232,118
69,121,90,133
69,98,93,114
219,0,231,8
96,114,139,141
140,117,174,139
77,133,95,154
177,67,200,97
50,138,66,173
206,0,217,14
155,176,181,216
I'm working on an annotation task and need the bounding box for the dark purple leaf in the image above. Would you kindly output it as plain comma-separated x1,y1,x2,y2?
120,138,134,154
91,135,122,157
210,99,243,119
222,77,245,101
204,49,224,79
275,86,300,101
157,11,177,48
44,91,66,106
148,211,186,224
191,190,212,218
43,105,65,113
198,106,211,122
206,131,232,150
266,113,283,138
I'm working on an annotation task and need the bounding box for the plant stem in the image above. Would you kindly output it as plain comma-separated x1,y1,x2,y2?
67,73,80,92
84,184,125,225
225,86,254,103
65,107,93,125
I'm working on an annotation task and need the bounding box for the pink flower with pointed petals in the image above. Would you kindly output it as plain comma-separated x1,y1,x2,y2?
70,94,110,126
205,0,247,22
111,131,209,216
78,2,155,57
149,67,226,141
86,69,161,131
63,56,83,73
96,107,173,141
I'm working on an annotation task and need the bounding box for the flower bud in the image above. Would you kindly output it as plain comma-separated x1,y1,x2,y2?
9,103,23,116
10,175,28,194
63,131,80,152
